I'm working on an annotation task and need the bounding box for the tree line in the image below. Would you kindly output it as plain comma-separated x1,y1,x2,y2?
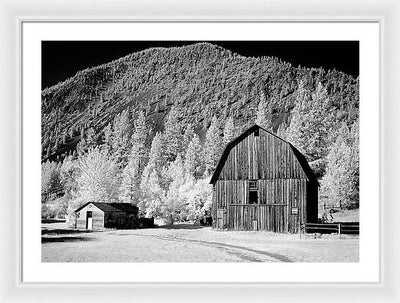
42,107,234,225
42,79,359,225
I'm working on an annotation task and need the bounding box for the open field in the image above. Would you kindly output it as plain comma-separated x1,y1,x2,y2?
42,222,359,263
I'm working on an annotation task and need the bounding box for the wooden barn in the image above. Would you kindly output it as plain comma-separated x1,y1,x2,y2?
210,124,318,233
74,202,139,230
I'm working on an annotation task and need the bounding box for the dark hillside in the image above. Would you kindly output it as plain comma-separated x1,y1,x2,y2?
41,42,358,162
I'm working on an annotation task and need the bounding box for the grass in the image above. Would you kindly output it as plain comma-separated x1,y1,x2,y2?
318,208,360,222
42,222,359,263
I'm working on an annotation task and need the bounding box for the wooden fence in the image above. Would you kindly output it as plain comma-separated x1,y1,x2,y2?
321,203,344,210
302,222,359,238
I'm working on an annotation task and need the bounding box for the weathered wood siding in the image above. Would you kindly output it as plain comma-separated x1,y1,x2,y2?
227,204,288,232
213,179,307,232
217,128,307,181
104,211,132,228
212,127,318,233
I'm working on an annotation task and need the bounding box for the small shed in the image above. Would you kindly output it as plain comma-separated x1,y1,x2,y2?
74,202,139,230
210,124,319,233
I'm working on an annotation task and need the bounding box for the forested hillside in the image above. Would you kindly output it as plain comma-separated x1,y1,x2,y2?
41,42,359,224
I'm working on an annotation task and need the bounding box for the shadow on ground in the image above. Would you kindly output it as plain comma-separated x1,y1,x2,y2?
42,219,66,224
155,224,208,230
41,228,95,235
41,236,94,244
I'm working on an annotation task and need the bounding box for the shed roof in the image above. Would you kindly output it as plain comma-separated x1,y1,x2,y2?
74,202,139,214
209,124,319,186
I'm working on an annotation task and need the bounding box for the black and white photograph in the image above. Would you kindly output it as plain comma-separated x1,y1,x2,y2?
40,40,360,263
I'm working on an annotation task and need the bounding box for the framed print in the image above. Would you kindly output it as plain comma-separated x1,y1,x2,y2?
21,20,378,284
1,0,399,302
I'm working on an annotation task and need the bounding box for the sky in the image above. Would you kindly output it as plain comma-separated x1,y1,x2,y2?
42,41,359,90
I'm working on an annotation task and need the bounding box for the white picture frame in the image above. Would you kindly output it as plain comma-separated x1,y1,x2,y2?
1,0,398,301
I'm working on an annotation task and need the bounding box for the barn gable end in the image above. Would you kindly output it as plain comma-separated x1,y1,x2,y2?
210,125,317,185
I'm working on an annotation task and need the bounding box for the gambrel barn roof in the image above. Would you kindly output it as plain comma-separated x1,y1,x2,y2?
209,124,319,186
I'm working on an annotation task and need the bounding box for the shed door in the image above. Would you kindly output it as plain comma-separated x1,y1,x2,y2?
86,211,93,230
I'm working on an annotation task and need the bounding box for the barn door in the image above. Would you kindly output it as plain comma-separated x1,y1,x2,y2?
271,205,287,233
86,211,93,230
216,209,226,229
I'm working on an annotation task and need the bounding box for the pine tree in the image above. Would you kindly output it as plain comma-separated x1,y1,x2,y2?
119,112,150,204
141,133,165,190
285,82,334,163
184,134,204,178
223,116,236,145
255,93,274,132
203,116,223,176
86,127,96,146
119,156,140,204
182,123,195,153
102,123,113,154
131,110,149,172
163,106,183,163
111,110,133,166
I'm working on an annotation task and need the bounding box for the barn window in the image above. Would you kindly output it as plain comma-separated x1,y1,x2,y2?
249,180,258,204
249,180,258,190
254,128,259,137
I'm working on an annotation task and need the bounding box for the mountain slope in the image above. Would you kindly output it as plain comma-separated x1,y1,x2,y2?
41,42,359,162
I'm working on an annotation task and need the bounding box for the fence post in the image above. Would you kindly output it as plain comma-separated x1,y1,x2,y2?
338,223,341,239
299,221,302,239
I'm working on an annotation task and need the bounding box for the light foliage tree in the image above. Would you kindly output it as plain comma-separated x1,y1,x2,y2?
41,160,62,202
185,177,213,221
161,154,187,224
59,155,79,198
66,148,120,226
203,116,223,176
319,121,359,209
223,116,236,145
138,170,165,218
